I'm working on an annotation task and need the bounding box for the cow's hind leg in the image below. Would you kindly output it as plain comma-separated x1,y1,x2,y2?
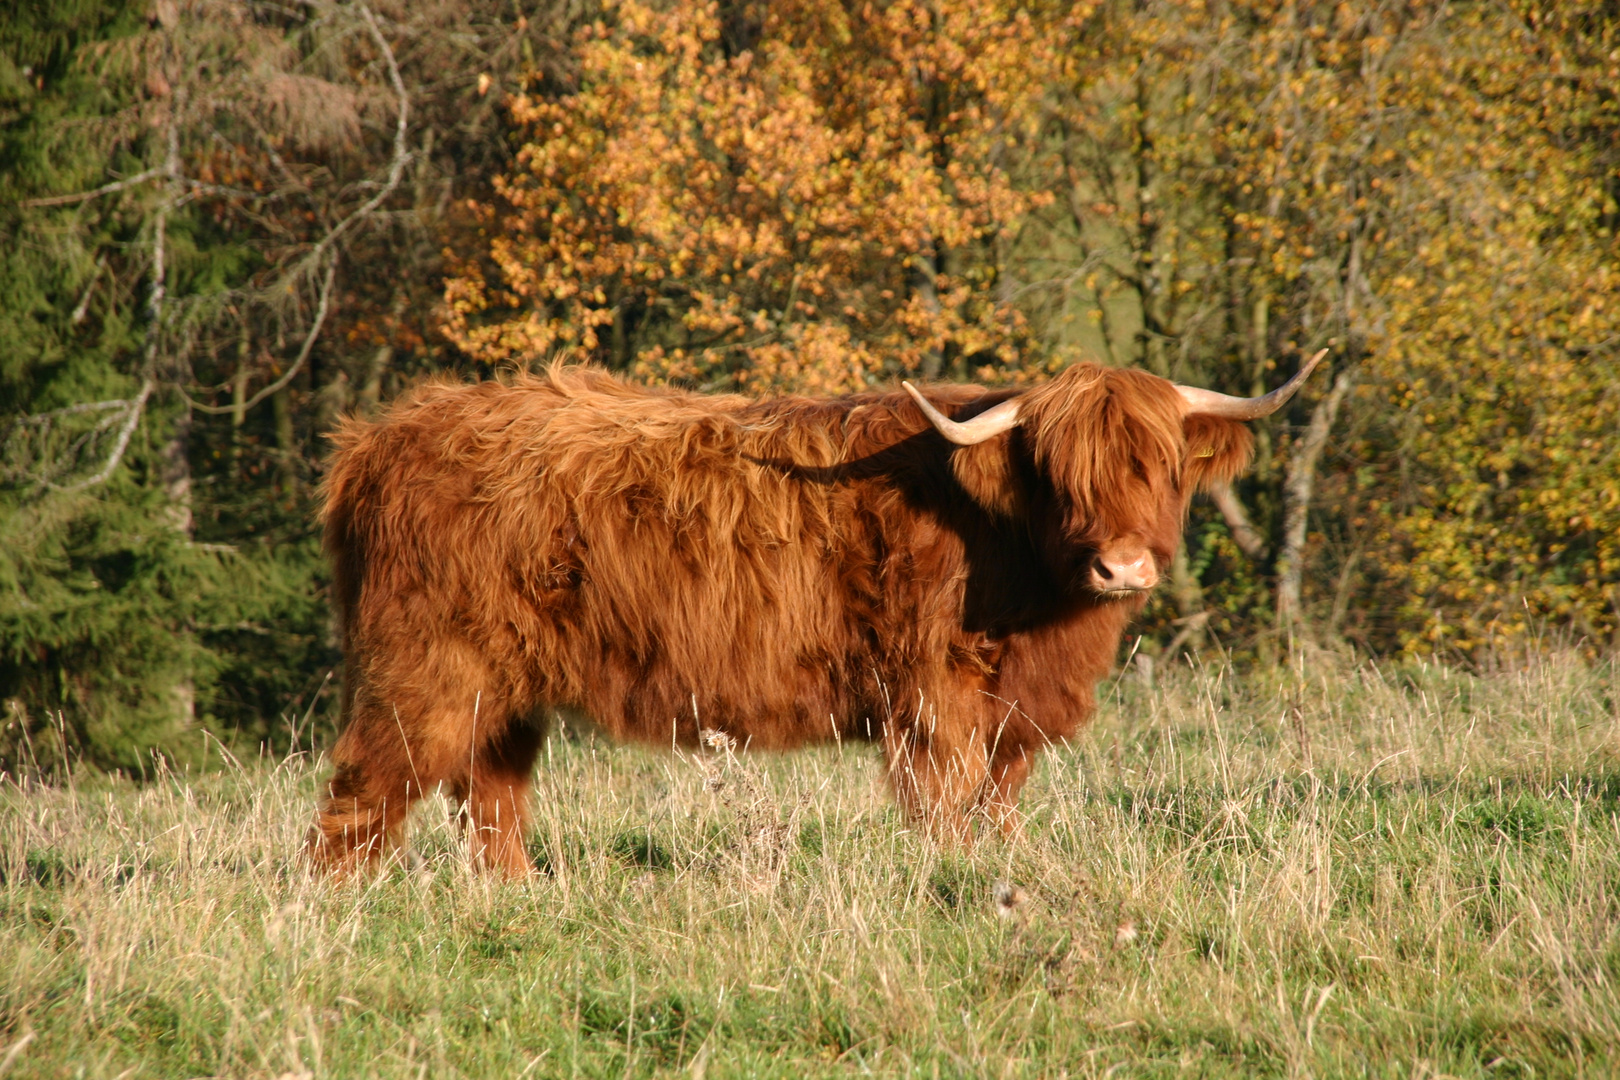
310,635,521,876
307,701,426,874
448,718,544,877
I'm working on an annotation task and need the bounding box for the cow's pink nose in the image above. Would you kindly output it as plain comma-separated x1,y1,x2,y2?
1089,552,1158,593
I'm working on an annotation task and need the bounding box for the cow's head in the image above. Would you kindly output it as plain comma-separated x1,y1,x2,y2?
904,351,1326,599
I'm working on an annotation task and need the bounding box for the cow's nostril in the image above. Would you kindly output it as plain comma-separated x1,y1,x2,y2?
1090,551,1156,593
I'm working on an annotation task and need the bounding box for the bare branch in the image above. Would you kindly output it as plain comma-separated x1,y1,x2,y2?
51,381,155,492
16,398,131,426
311,3,411,259
70,254,108,325
183,177,264,201
1163,610,1212,657
20,168,162,208
1209,481,1269,560
41,407,130,484
182,249,338,415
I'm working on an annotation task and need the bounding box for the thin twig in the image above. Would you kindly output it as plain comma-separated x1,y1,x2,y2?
183,177,263,201
19,168,161,208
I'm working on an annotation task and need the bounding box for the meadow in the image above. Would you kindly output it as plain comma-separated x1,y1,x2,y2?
2,651,1618,1079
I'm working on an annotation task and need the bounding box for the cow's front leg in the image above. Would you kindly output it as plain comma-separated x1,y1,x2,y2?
977,740,1034,838
882,685,990,841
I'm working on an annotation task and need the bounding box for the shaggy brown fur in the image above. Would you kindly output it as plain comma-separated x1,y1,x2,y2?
309,363,1255,875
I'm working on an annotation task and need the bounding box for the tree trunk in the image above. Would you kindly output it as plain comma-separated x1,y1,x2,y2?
1168,541,1206,652
273,382,297,496
231,322,250,470
152,70,196,732
161,402,193,538
1132,67,1164,375
912,238,944,378
1276,368,1354,631
360,294,407,409
1248,297,1273,478
160,399,197,730
360,344,392,410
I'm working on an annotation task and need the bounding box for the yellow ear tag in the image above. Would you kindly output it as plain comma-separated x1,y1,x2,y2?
1194,446,1215,458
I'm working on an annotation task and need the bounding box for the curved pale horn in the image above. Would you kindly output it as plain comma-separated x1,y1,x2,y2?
1175,349,1329,420
902,381,1022,446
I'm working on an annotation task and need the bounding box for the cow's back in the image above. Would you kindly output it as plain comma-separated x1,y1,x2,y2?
321,368,948,749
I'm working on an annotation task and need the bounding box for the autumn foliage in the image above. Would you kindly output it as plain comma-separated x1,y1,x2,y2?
443,0,1066,393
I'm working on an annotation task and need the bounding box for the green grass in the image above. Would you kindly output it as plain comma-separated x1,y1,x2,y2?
3,651,1619,1078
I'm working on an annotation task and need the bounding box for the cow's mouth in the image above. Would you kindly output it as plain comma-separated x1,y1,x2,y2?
1091,585,1154,600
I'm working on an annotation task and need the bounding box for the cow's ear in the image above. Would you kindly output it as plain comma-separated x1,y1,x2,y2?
1182,415,1254,491
951,438,1027,518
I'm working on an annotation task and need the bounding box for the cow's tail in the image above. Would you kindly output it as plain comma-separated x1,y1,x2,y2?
320,417,373,709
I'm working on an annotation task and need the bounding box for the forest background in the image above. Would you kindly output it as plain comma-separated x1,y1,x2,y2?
2,0,1617,771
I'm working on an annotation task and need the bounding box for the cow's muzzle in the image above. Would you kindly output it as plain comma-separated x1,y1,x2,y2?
1087,551,1159,595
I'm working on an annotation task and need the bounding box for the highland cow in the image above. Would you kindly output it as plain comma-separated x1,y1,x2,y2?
309,353,1324,875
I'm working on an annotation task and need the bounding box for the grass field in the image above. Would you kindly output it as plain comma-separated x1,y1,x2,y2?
3,651,1619,1078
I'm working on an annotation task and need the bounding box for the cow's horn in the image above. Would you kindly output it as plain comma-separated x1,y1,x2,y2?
903,381,1022,446
1174,349,1329,420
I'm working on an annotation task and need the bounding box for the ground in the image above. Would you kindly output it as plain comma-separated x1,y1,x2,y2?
2,651,1618,1078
